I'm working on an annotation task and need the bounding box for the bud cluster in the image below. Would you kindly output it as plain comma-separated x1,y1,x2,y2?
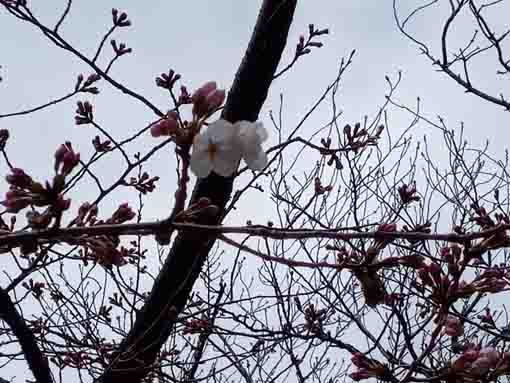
22,278,46,300
398,182,420,204
350,352,391,381
111,8,131,27
150,80,227,148
414,245,508,309
110,39,132,57
343,123,384,153
72,203,137,268
92,135,112,152
80,236,130,268
75,101,94,125
54,142,80,176
444,315,464,337
155,69,181,90
191,81,225,118
314,177,333,195
2,156,74,230
295,24,329,58
450,344,510,378
74,73,100,95
123,172,160,195
183,318,211,335
303,304,327,334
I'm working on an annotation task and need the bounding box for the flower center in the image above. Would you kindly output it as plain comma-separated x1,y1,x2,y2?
207,142,217,161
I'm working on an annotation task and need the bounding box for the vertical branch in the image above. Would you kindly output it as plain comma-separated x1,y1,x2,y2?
99,1,297,382
0,288,53,383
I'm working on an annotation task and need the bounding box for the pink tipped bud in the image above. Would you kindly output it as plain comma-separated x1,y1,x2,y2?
463,349,480,362
349,370,372,381
470,357,491,376
445,316,463,337
205,89,225,111
478,347,500,364
417,267,433,286
56,195,71,211
150,112,179,138
192,81,217,102
2,189,32,213
428,262,441,276
109,202,135,223
192,81,224,117
351,352,369,369
54,142,80,176
6,168,33,189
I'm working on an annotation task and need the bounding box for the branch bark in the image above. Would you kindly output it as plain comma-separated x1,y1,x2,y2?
0,288,53,383
99,1,297,382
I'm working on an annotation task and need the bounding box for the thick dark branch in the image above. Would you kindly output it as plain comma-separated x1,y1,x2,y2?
0,288,53,383
99,1,297,382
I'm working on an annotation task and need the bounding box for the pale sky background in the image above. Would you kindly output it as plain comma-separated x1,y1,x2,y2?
1,1,509,381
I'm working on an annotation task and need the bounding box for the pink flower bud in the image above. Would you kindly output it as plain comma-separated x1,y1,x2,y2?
377,223,397,232
54,142,80,176
462,349,480,363
428,262,441,276
109,203,135,224
6,168,33,189
478,347,500,365
192,81,225,117
2,189,32,213
470,356,491,376
150,112,179,137
351,352,369,368
192,81,217,102
349,370,372,381
445,316,463,337
417,267,433,286
55,195,71,211
205,89,225,111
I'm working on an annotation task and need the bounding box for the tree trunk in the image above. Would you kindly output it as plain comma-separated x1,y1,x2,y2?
99,1,297,382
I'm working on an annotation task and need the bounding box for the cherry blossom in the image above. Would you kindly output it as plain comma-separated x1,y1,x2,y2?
445,315,463,337
236,120,268,171
189,119,269,178
190,119,241,178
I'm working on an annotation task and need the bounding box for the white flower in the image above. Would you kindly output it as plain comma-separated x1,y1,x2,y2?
190,119,241,178
236,121,268,171
189,119,269,178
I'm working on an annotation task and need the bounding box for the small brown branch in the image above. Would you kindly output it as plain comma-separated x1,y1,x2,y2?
183,283,225,383
0,90,78,119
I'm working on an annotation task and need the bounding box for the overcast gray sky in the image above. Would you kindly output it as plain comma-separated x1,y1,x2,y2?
2,1,505,227
1,1,509,381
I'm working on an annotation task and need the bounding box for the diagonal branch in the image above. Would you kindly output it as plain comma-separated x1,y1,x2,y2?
98,1,297,382
0,288,54,383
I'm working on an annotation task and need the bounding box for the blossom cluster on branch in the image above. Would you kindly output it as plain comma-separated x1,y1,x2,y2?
150,80,269,178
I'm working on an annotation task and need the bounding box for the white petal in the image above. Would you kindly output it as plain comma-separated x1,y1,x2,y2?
254,122,268,142
212,154,239,177
208,119,236,144
243,149,268,171
190,150,213,178
237,121,268,153
236,120,254,131
192,131,210,152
